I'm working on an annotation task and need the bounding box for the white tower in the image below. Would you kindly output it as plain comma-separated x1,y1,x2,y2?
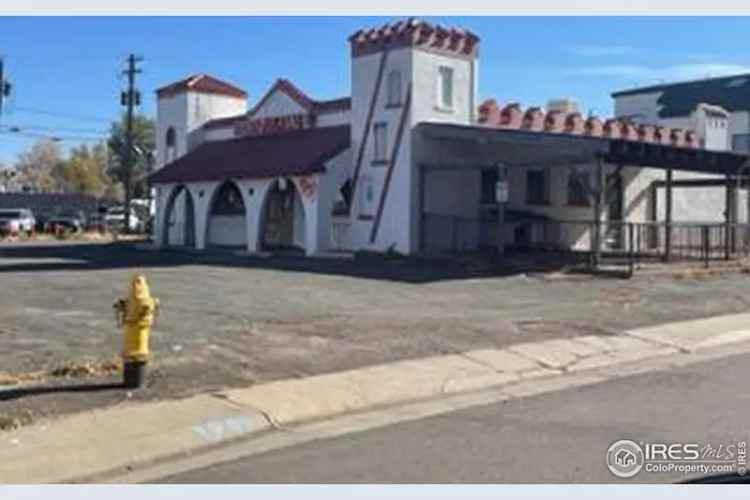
347,18,480,253
155,74,248,169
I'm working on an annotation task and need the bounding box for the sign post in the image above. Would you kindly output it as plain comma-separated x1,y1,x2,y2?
496,164,509,258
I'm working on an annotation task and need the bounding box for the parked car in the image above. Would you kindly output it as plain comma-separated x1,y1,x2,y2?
45,213,84,233
34,211,53,233
0,208,36,237
104,206,142,232
86,212,107,232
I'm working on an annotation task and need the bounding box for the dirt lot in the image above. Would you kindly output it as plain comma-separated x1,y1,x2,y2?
2,239,750,427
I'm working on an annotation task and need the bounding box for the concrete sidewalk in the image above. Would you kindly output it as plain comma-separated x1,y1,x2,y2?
2,311,750,483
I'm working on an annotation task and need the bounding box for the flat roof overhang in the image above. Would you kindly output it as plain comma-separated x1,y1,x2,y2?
416,122,750,175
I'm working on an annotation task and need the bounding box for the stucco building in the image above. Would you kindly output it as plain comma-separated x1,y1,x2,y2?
150,18,750,261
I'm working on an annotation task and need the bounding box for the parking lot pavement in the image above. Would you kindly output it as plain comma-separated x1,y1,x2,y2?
2,239,750,426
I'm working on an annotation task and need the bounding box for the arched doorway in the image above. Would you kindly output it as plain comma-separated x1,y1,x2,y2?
206,181,247,248
260,178,306,253
162,184,196,247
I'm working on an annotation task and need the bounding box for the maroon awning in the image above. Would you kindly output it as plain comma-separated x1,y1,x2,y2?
150,125,350,184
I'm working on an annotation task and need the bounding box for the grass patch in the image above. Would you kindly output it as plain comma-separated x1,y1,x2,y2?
0,410,35,431
0,356,122,386
48,357,122,379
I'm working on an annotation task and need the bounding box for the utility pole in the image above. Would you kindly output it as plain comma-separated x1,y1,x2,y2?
121,54,142,233
0,58,12,125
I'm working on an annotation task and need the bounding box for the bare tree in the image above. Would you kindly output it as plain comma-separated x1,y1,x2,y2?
14,139,65,193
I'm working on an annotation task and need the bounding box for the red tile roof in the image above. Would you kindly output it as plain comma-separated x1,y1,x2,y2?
150,125,350,184
156,74,247,99
247,78,351,117
349,18,479,58
477,98,702,149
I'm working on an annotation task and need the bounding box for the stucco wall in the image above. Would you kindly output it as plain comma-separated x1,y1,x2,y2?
422,168,481,251
348,44,478,255
252,90,306,118
317,110,351,127
207,215,247,247
155,91,246,170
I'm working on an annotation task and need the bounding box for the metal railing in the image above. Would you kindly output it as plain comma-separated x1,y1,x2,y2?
421,212,750,270
511,219,750,267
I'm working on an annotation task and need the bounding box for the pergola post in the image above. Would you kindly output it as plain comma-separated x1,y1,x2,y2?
591,158,604,269
664,168,673,262
725,173,733,260
496,163,509,258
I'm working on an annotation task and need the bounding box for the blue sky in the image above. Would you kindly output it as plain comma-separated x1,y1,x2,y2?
1,16,750,164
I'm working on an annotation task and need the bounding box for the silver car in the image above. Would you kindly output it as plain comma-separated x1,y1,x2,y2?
0,208,36,236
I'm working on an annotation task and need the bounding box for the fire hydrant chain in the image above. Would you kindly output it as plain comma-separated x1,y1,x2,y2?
113,274,159,389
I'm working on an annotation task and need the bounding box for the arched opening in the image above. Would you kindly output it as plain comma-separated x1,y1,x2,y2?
260,178,306,253
206,180,247,248
165,127,176,163
162,184,196,247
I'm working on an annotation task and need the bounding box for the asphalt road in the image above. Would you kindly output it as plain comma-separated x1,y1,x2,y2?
160,351,750,484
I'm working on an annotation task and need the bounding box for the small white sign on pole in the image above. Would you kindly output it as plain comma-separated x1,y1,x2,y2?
495,180,509,204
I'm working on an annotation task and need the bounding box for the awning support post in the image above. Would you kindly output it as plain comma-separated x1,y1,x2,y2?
664,168,673,262
725,173,733,260
592,158,604,269
497,163,508,258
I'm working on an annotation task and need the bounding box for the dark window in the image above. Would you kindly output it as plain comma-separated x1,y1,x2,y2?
373,123,387,163
567,171,591,206
211,182,245,215
165,127,177,163
438,66,454,109
387,70,402,107
526,170,549,205
481,168,499,204
732,134,750,153
332,179,352,215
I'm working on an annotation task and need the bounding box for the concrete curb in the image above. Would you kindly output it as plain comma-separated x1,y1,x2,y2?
4,311,750,483
0,395,271,483
624,312,750,352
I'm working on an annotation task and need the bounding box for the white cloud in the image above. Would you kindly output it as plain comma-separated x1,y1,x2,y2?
569,63,750,83
568,44,643,57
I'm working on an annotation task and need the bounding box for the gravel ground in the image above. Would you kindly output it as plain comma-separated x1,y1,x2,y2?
1,239,750,426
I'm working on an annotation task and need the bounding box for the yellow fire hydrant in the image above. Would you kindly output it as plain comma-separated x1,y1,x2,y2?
114,274,159,389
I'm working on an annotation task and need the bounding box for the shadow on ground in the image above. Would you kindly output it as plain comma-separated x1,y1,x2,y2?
0,381,125,402
0,240,609,284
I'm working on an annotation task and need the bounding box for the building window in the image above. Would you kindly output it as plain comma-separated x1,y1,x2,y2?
733,134,750,153
526,169,549,205
387,70,402,107
437,66,454,110
359,176,376,216
165,127,176,163
211,182,245,215
567,171,591,207
481,168,499,205
373,122,387,164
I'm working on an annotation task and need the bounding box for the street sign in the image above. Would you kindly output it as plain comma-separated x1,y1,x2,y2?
495,180,509,204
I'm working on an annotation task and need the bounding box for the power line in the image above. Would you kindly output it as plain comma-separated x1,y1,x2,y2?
0,123,108,135
0,129,106,142
12,105,113,124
